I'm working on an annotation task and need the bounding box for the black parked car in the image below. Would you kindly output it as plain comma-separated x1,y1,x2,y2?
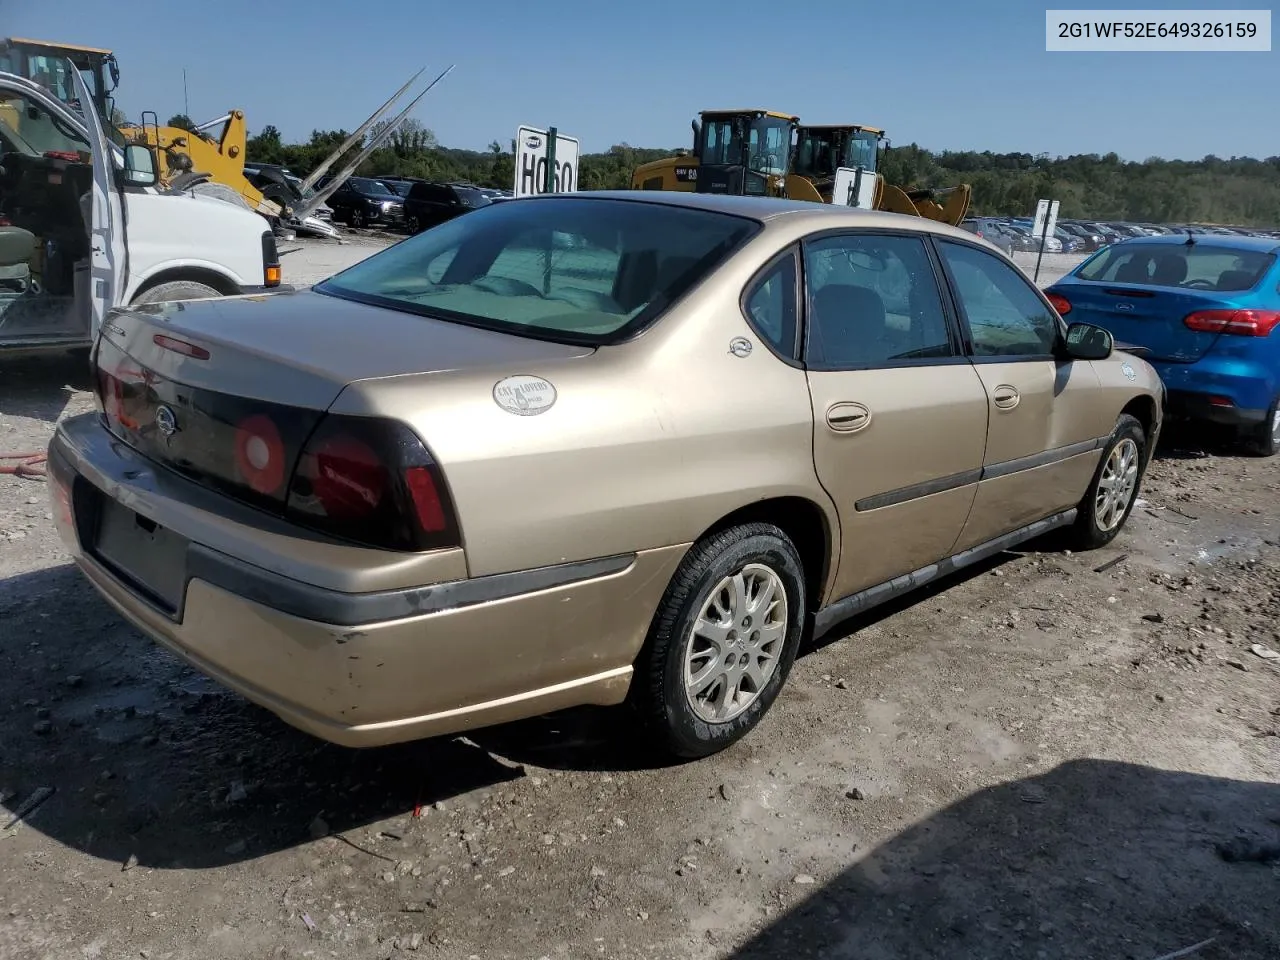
321,177,405,229
403,181,492,234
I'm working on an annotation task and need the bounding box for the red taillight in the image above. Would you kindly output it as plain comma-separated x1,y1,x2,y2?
405,466,447,533
234,414,287,495
1047,293,1072,316
286,415,459,552
1208,396,1235,407
153,333,211,359
1183,309,1280,337
309,434,385,519
44,150,81,162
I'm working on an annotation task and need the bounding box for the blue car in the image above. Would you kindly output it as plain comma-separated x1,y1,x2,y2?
1045,234,1280,456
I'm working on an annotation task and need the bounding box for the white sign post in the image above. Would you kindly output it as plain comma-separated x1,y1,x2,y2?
514,125,580,198
832,166,877,209
1031,198,1060,282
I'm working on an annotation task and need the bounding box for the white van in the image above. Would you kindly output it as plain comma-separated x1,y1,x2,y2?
0,68,284,356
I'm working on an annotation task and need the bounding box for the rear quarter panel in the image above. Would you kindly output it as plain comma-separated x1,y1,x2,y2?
331,230,837,581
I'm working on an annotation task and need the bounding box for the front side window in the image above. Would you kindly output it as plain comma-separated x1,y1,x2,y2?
1075,242,1275,292
844,131,879,173
316,197,760,344
937,240,1061,358
0,90,90,158
699,119,741,166
747,117,790,176
804,233,955,367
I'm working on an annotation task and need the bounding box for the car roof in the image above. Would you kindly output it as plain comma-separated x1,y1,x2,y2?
523,190,979,241
1112,233,1280,254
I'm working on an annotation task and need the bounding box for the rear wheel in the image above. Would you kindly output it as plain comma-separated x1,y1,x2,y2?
1065,413,1146,550
1244,395,1280,457
131,280,223,305
631,523,807,759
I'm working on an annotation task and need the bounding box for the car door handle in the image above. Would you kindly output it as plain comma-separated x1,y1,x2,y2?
825,401,872,433
992,385,1020,410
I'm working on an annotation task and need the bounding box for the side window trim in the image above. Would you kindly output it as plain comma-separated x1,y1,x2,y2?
739,242,803,365
799,229,968,373
930,235,1067,364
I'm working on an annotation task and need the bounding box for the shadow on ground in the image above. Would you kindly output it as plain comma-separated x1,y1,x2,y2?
0,549,1009,872
0,352,92,423
728,759,1280,960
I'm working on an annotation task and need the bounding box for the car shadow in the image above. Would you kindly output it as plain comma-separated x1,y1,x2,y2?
0,546,1014,872
0,563,531,871
727,759,1280,959
0,352,92,424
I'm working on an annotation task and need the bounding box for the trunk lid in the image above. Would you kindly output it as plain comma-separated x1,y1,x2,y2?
101,287,594,407
1054,281,1243,363
91,287,593,513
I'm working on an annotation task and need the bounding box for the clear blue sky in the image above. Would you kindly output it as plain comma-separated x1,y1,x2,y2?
8,0,1276,160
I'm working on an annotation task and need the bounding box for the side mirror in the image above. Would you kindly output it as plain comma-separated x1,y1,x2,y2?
121,143,158,187
1063,321,1113,361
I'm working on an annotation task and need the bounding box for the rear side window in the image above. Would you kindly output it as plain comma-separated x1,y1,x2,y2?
803,233,954,367
1076,243,1276,292
316,197,760,345
743,251,798,358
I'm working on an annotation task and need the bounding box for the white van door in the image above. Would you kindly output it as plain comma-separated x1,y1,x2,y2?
70,67,126,341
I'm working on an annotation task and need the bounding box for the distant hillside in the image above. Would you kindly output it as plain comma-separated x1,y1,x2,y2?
243,121,1280,227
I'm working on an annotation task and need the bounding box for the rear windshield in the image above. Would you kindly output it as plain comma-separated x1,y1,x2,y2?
314,196,761,345
1076,242,1276,292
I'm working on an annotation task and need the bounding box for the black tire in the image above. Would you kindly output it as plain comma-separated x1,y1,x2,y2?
131,280,223,305
350,207,365,229
1243,394,1280,457
406,214,421,234
1065,413,1147,550
630,523,807,759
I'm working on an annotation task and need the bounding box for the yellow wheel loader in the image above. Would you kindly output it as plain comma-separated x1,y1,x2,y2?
631,110,970,226
788,123,970,225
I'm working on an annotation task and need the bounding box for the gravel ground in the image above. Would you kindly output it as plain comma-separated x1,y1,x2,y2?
1,240,1277,960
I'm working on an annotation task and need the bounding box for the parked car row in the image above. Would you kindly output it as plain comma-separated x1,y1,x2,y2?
303,174,513,234
964,215,1280,259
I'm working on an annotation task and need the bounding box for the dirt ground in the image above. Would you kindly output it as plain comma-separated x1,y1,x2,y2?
1,242,1277,960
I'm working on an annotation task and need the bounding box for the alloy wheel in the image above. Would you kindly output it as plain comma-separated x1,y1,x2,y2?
1095,438,1139,532
683,563,787,724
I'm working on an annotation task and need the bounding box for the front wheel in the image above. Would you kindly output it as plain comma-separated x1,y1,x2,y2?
630,523,807,759
1065,413,1146,550
131,280,223,305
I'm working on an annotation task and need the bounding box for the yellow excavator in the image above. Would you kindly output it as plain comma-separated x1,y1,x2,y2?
0,36,451,229
631,110,970,225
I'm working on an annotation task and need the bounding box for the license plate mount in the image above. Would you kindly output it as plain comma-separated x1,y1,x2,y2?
90,496,189,617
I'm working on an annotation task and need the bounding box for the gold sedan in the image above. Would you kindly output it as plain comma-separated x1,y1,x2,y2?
47,192,1163,759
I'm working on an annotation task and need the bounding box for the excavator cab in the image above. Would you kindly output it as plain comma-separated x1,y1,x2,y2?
0,38,119,134
692,110,797,196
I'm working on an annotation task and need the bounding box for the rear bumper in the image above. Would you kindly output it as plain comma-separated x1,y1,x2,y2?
1151,357,1275,427
47,413,686,747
